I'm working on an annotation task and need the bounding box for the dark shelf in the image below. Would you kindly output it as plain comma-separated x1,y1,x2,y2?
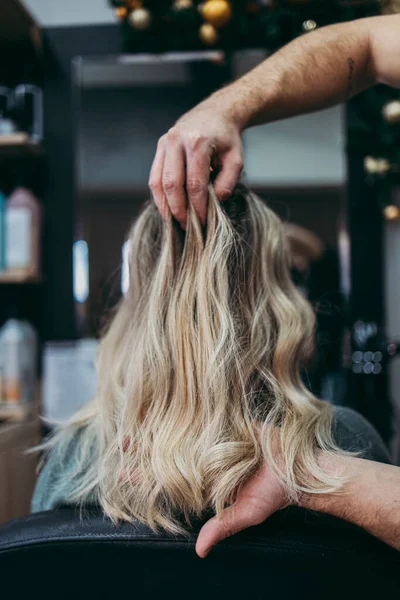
0,133,43,159
0,271,42,284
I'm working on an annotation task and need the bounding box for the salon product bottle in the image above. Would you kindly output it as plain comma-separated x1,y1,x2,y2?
0,318,26,405
5,187,41,279
13,84,43,143
0,86,17,136
0,190,6,271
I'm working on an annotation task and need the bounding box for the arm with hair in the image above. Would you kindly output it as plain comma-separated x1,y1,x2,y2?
196,454,400,558
211,14,400,131
301,454,400,551
150,15,400,225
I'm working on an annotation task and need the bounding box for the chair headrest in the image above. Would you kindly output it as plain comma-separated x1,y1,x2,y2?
0,505,397,558
1,507,399,599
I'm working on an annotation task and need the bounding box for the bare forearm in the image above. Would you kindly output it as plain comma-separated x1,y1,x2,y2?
205,15,400,131
152,15,400,224
302,455,400,551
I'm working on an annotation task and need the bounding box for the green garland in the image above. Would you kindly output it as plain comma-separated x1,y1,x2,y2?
108,0,400,217
350,85,400,218
109,1,381,53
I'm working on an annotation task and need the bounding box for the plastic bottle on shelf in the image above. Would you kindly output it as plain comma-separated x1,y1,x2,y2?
0,317,37,406
0,190,6,272
0,86,17,136
5,186,41,280
0,318,26,405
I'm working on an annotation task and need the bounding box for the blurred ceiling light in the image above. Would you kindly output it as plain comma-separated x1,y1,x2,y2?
73,240,89,303
121,240,130,295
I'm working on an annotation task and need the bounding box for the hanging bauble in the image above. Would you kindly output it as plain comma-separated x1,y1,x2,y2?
115,6,128,20
302,20,317,33
200,22,219,45
201,0,232,29
384,205,400,221
364,156,391,175
128,7,152,30
173,0,193,8
382,100,400,124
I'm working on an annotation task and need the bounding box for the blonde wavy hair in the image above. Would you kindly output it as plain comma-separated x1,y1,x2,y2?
50,184,347,533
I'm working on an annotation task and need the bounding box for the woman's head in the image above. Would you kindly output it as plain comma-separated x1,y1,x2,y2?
60,184,345,532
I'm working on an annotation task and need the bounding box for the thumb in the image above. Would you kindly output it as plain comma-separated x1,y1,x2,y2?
195,500,270,559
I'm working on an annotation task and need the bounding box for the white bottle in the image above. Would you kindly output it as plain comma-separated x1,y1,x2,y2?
0,318,32,405
5,187,41,279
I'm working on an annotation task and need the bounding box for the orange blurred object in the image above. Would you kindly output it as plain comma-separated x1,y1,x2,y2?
115,6,128,19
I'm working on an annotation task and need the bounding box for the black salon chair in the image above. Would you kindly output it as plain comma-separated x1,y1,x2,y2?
0,506,399,599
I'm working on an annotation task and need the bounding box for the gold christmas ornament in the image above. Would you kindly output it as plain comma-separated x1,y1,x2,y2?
384,205,400,221
364,156,391,175
302,19,317,33
382,100,400,124
201,0,232,28
115,6,128,19
173,0,193,8
200,22,219,45
128,7,152,30
127,0,143,7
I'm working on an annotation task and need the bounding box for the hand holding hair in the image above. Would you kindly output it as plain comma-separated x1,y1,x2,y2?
196,460,288,558
150,15,400,227
196,452,400,558
149,109,243,228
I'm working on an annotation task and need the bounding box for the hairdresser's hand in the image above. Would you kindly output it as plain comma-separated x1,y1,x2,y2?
149,103,243,228
196,461,289,558
197,450,400,557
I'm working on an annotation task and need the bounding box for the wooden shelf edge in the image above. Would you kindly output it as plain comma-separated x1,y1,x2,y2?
0,133,43,158
0,272,42,284
0,404,33,424
0,383,41,425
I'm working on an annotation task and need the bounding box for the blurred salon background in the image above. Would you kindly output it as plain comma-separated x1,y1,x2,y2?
0,0,400,524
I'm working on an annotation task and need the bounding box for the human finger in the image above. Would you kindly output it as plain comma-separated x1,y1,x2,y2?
185,133,212,224
149,135,168,218
162,128,187,228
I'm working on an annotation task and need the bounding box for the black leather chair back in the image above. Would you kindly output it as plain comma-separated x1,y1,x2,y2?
0,507,399,599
